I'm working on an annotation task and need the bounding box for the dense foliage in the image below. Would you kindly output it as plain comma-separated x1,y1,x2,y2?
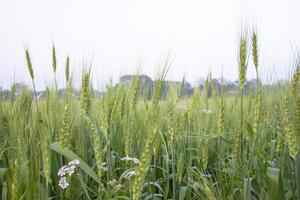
0,33,300,200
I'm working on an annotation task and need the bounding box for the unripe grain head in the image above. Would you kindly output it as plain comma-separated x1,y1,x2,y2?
25,48,34,80
251,31,259,71
65,56,70,83
52,45,57,73
238,36,248,89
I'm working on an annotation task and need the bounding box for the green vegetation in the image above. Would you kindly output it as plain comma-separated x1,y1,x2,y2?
0,31,300,199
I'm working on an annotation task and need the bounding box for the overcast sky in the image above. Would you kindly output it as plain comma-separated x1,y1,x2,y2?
0,0,300,90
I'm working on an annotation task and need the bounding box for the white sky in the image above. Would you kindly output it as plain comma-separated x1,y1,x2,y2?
0,0,300,90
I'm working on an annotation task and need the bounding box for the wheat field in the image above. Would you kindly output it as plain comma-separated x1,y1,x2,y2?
0,32,300,200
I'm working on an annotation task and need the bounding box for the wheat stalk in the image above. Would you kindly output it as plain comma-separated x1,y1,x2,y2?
59,104,71,148
80,72,90,117
85,116,103,177
251,31,259,73
65,56,70,83
284,94,298,158
25,48,39,112
132,127,157,200
238,36,248,90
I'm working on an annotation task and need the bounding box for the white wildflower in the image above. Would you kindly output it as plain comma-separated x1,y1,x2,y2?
108,179,122,191
202,172,212,178
68,159,80,166
100,162,108,172
65,165,76,176
59,177,69,189
131,158,140,164
203,109,213,114
120,156,140,164
57,159,80,189
57,166,69,177
123,170,136,179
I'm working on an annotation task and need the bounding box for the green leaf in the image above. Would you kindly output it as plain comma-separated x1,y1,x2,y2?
77,173,92,200
49,142,101,184
179,186,187,200
1,181,7,200
0,168,8,179
296,151,300,200
19,160,29,180
143,194,164,200
266,167,284,200
246,121,254,138
243,178,252,200
143,181,164,195
243,178,259,200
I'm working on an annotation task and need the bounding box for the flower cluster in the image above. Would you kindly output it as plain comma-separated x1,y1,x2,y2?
123,170,136,180
120,156,140,164
58,159,80,189
203,109,213,114
108,179,122,191
100,162,108,171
